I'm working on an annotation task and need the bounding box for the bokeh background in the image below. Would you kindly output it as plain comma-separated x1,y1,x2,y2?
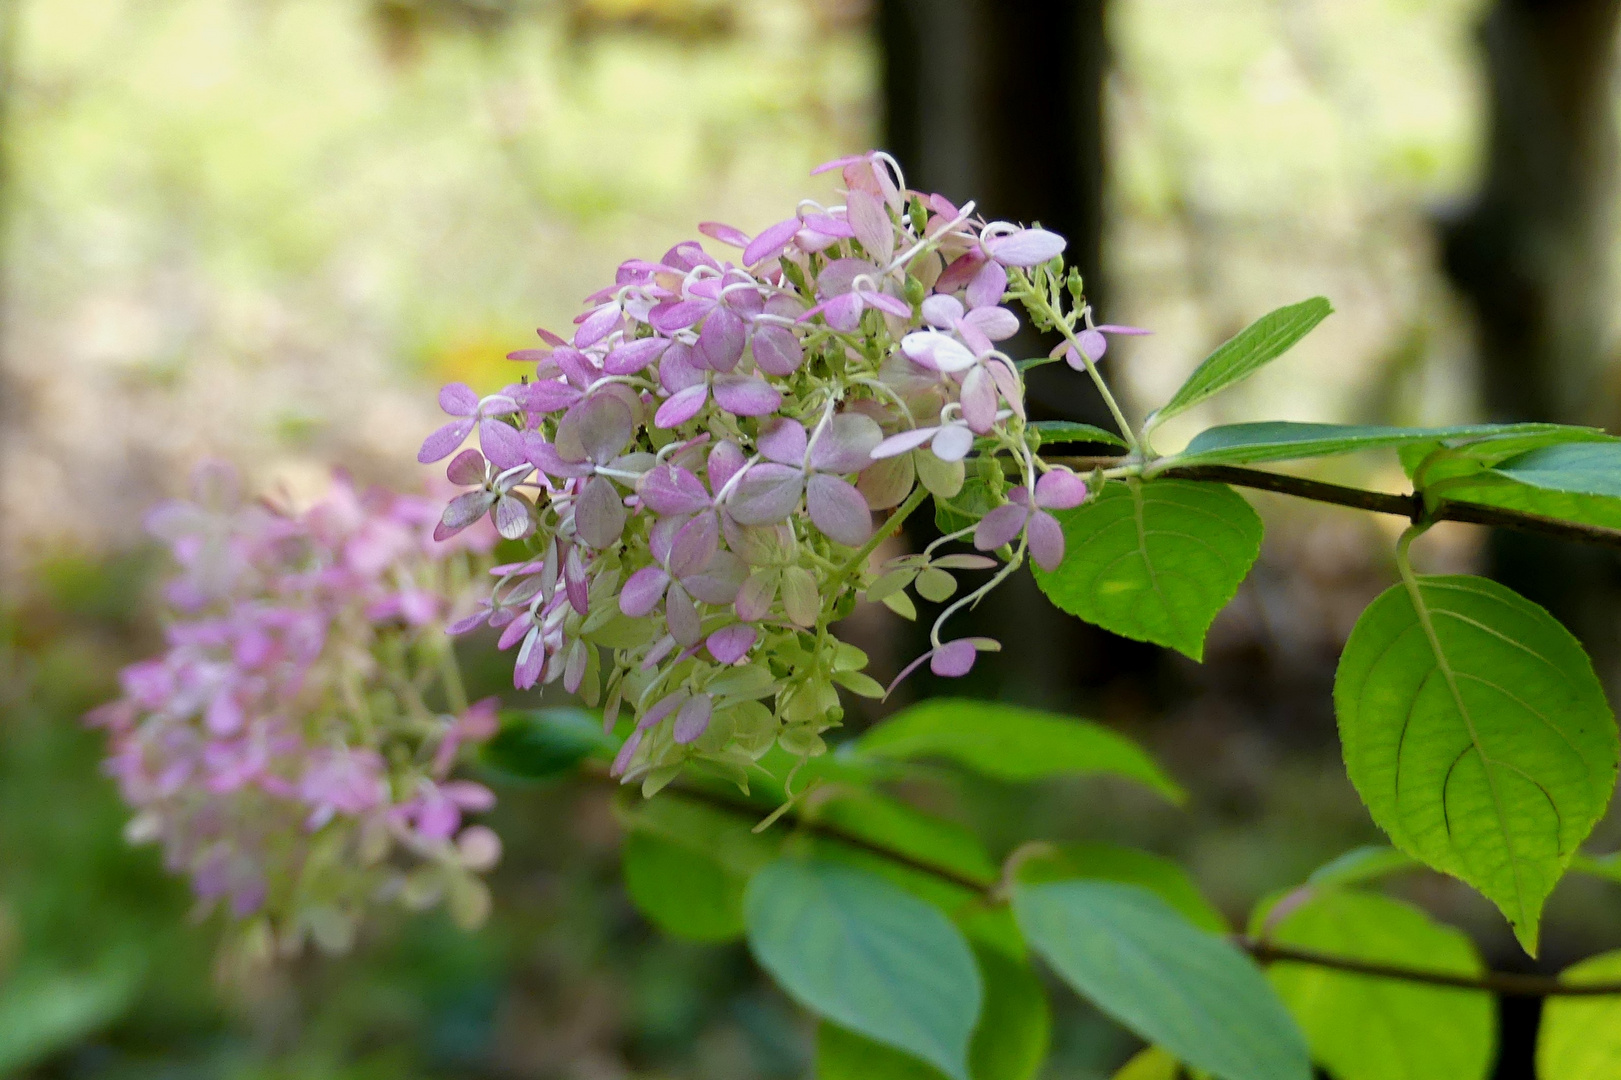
5,0,1621,1076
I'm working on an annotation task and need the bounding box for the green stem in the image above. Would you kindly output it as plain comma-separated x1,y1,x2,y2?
438,641,469,716
1011,272,1138,450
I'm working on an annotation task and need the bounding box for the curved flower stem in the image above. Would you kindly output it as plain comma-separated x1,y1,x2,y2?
929,535,1027,648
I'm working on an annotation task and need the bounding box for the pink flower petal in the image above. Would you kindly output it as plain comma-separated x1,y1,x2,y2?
984,227,1067,267
418,418,475,463
974,503,1029,551
930,639,978,677
639,464,712,516
811,412,884,474
664,583,703,646
1095,324,1152,336
901,330,976,373
965,260,1008,309
655,384,710,429
846,189,895,265
932,425,975,462
610,729,643,777
1027,510,1067,572
605,336,669,376
620,566,671,617
1034,469,1088,510
439,383,479,416
751,324,804,376
757,417,808,465
859,288,913,319
706,624,757,664
743,218,801,266
699,221,750,248
446,448,486,486
649,298,711,334
1078,328,1107,361
494,493,534,540
712,375,782,417
708,440,746,490
575,303,621,347
872,427,937,460
921,294,964,328
574,475,628,549
959,366,999,434
668,512,719,578
962,305,1019,341
682,550,745,605
735,571,775,621
673,694,713,744
728,464,805,525
935,251,987,293
658,340,705,393
479,417,529,471
698,307,747,372
806,474,873,547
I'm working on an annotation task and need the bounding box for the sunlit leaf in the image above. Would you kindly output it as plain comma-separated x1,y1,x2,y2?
1163,421,1584,470
1014,842,1225,933
1150,298,1332,427
1537,949,1621,1078
1335,574,1618,954
1111,1047,1181,1080
1014,881,1309,1080
1252,889,1494,1080
817,944,1049,1080
852,698,1183,802
1030,420,1127,450
1304,845,1419,888
1032,479,1262,660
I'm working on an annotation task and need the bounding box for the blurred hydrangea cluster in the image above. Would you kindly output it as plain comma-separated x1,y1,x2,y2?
424,151,1130,794
87,465,501,956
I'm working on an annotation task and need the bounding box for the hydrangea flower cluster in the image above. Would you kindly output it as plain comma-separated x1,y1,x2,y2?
87,464,502,956
424,151,1128,794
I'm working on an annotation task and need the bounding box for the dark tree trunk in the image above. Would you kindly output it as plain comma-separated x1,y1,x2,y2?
1439,5,1621,1074
1441,0,1621,428
873,0,1166,716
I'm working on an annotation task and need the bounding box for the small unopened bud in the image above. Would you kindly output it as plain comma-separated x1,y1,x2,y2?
908,196,928,235
904,275,926,308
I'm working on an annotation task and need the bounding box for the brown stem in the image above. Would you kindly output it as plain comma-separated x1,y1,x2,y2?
1243,938,1621,998
588,766,1621,996
1029,457,1621,552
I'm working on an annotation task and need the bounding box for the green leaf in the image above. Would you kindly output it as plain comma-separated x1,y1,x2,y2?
1150,298,1332,427
1164,421,1581,470
1569,850,1621,885
1030,420,1127,450
1014,880,1309,1080
852,698,1183,802
745,859,983,1080
1399,425,1613,482
1032,479,1263,661
1429,473,1621,532
1334,574,1618,954
1014,842,1226,933
482,707,617,781
622,832,748,942
1112,1048,1181,1080
817,944,1050,1080
0,958,142,1074
1304,845,1419,888
1494,441,1621,499
1252,890,1494,1080
1537,949,1621,1078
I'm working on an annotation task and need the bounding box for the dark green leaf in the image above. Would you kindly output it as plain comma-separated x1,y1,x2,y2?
1335,575,1618,954
817,944,1050,1080
1429,473,1621,532
1030,420,1127,450
852,698,1183,802
1032,479,1263,660
1014,842,1225,933
0,958,141,1074
1537,949,1621,1078
622,832,748,942
1252,890,1493,1080
1304,845,1419,888
1151,298,1333,426
1014,880,1308,1080
1164,421,1581,470
812,788,1000,889
482,707,617,781
746,859,982,1080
